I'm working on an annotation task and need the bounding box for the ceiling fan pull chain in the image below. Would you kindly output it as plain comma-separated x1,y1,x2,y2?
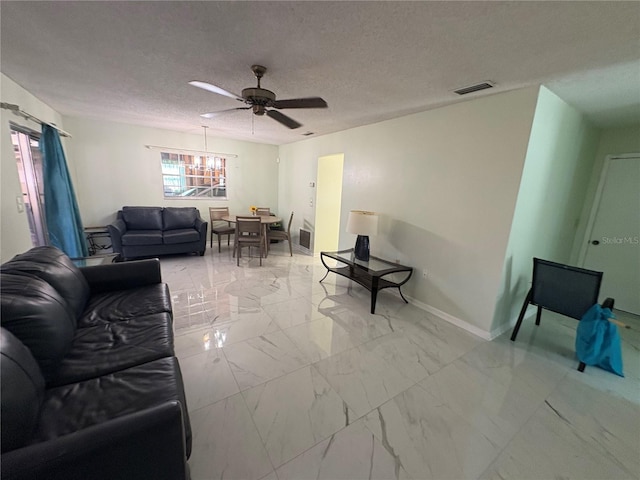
203,125,208,151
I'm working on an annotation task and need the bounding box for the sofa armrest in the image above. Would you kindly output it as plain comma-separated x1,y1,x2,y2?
195,216,207,235
1,401,189,480
195,216,208,255
80,258,162,293
108,219,127,254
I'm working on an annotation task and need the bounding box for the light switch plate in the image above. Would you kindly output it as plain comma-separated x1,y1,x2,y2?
16,195,24,213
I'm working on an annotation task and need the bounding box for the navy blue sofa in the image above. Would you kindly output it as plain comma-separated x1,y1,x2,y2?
109,206,207,260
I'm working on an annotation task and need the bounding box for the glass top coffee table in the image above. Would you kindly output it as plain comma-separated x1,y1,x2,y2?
71,253,120,267
320,249,413,314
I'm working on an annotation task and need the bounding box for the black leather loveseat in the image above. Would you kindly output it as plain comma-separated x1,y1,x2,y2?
0,246,191,480
109,206,207,260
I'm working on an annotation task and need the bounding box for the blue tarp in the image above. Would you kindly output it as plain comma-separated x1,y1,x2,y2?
575,304,624,377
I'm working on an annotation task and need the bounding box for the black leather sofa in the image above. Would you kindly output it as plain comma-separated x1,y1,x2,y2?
109,206,207,260
0,246,191,480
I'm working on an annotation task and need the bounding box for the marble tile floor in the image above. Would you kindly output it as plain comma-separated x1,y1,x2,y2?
161,246,640,480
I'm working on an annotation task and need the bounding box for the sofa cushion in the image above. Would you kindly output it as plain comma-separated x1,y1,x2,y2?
33,356,192,456
163,207,197,230
77,283,172,328
1,328,45,453
163,229,200,245
0,273,76,382
49,313,174,387
1,246,90,319
121,230,163,246
122,207,163,230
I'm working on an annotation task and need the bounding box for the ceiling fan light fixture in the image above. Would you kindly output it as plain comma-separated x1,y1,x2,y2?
190,65,328,129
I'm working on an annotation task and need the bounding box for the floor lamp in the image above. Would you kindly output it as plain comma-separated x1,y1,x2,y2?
346,210,378,262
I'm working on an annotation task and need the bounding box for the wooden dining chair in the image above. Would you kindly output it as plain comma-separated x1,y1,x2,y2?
234,216,264,266
255,207,271,216
268,211,294,256
209,206,234,252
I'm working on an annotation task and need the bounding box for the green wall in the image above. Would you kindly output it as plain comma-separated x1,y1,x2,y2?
492,86,601,334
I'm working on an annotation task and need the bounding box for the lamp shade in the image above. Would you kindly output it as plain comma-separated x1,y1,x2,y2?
346,210,378,236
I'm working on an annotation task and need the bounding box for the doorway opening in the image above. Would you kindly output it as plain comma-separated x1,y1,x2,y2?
11,124,47,247
314,154,344,253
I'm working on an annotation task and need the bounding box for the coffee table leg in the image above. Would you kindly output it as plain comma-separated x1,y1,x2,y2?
398,287,409,304
370,278,379,314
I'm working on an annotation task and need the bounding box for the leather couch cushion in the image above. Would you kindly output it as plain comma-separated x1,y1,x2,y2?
122,207,163,230
77,283,172,328
163,229,200,245
1,328,45,453
122,230,163,246
163,207,197,230
1,273,76,382
50,313,174,387
1,246,90,319
33,356,192,456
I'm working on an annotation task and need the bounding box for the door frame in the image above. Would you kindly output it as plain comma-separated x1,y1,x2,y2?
11,123,48,247
578,152,639,266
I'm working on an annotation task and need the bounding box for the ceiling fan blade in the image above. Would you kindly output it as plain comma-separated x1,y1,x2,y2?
189,81,245,102
200,107,251,119
273,97,328,109
266,110,302,129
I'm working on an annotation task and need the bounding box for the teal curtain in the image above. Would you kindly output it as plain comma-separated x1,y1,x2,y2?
41,125,88,257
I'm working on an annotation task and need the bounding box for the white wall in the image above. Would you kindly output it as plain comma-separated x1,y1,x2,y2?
493,87,601,335
62,117,279,227
278,87,540,335
0,74,67,261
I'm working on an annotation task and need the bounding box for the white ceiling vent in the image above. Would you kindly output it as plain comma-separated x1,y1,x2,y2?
454,81,495,96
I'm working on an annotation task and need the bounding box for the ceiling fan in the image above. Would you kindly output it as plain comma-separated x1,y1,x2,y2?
190,65,328,129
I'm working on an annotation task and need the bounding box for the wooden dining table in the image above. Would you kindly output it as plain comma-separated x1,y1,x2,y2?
222,214,282,258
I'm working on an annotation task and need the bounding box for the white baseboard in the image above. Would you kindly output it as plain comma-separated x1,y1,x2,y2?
405,295,492,340
406,296,537,341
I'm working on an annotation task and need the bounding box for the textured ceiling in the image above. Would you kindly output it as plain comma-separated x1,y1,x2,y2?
1,1,639,145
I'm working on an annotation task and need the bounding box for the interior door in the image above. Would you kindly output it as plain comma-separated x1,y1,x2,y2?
582,155,640,314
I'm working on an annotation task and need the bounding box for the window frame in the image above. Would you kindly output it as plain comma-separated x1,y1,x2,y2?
160,150,230,200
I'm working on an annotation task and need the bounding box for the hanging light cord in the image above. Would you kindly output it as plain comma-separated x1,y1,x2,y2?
202,125,208,152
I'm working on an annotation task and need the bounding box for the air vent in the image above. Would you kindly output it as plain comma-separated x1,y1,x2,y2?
299,229,311,249
454,81,494,96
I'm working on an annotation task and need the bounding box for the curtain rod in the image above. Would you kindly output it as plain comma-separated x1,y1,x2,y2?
1,102,72,138
144,144,238,158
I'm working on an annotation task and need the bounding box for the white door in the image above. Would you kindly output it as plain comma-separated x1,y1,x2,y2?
582,155,640,314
